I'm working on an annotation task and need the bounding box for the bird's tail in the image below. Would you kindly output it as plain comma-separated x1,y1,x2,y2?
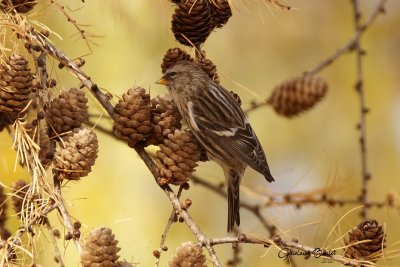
262,164,275,183
226,168,243,232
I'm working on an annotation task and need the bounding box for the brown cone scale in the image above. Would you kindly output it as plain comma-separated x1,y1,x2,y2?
268,75,328,118
0,54,33,114
155,129,200,186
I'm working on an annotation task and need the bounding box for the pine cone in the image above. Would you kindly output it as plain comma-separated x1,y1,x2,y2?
172,0,213,46
161,48,193,74
147,94,182,146
169,242,206,267
155,129,200,186
196,54,220,84
45,88,89,137
0,54,33,113
268,75,328,118
54,127,98,181
0,185,7,224
81,227,121,267
0,0,35,13
209,0,232,28
113,87,152,147
344,219,386,262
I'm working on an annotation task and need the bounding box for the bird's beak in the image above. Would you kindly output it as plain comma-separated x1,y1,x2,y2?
156,77,168,85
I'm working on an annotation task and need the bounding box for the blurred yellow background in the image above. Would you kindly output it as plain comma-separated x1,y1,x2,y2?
1,0,400,266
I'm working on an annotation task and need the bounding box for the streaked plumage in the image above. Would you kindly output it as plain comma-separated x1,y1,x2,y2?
158,60,274,231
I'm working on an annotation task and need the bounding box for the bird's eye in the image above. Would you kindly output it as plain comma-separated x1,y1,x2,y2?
169,71,177,78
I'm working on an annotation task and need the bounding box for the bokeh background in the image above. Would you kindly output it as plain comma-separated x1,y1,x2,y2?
1,0,400,266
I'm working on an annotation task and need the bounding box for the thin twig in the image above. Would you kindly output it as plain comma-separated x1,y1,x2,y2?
155,211,176,267
50,0,99,49
154,184,186,266
45,221,65,267
53,179,83,255
259,195,387,210
350,0,382,219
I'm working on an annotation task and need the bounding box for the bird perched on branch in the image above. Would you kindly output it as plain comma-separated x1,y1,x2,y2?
157,60,274,231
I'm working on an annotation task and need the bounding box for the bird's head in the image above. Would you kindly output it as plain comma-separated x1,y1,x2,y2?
156,60,208,93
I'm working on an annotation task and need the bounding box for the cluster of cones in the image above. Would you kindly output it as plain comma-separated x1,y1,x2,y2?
0,52,100,263
112,86,200,186
171,0,232,47
1,2,98,183
0,52,99,182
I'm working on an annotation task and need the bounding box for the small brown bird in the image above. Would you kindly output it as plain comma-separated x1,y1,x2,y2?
157,60,274,231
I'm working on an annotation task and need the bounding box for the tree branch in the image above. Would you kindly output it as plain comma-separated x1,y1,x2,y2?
306,0,387,76
245,0,387,114
209,234,370,267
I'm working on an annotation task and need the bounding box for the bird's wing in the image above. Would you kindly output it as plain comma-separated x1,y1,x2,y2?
187,83,274,181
